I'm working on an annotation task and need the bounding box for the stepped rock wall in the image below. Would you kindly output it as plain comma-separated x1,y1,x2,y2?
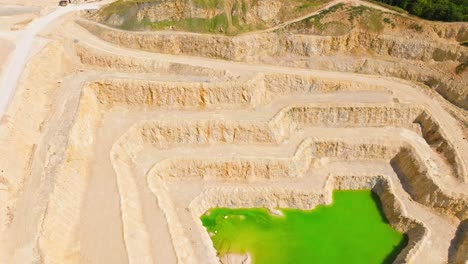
270,105,422,139
415,111,467,180
391,148,467,219
78,20,467,63
77,19,468,110
137,120,276,147
139,134,465,221
449,219,468,264
75,43,229,77
87,78,260,110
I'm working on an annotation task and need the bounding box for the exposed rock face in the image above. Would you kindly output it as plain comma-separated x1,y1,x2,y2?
137,120,275,147
450,220,468,264
74,43,230,77
82,76,466,186
77,18,468,110
255,0,282,22
78,19,467,63
391,148,467,219
88,78,258,109
135,1,194,22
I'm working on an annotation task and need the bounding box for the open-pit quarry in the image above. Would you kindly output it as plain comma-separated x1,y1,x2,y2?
0,0,467,263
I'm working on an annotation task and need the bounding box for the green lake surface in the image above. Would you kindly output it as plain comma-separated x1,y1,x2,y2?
200,190,407,264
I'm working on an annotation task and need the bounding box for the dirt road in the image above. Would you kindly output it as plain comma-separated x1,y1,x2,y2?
0,3,99,117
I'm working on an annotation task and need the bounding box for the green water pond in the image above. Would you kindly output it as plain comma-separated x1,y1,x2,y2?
201,190,407,264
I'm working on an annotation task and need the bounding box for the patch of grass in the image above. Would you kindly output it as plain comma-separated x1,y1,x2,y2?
347,5,369,21
296,0,327,11
149,19,178,30
150,13,265,34
151,15,228,33
347,5,384,32
297,3,346,34
382,17,396,28
409,22,423,32
280,0,331,22
306,3,345,22
97,0,154,20
187,15,228,33
317,2,345,17
119,16,141,30
192,0,222,9
240,0,248,15
309,16,325,32
321,21,350,35
363,9,384,32
456,61,468,74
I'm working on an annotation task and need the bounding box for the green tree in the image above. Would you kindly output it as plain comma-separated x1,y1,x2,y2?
375,0,467,21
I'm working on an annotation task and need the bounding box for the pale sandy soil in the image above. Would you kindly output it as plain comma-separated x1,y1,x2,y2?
0,1,466,264
0,38,13,73
0,0,58,8
0,4,42,30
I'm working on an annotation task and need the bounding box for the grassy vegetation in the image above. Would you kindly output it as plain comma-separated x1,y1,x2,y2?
295,0,328,11
97,0,334,34
383,17,396,27
371,0,468,21
298,4,397,34
148,19,178,30
150,13,266,34
347,5,367,21
302,4,345,31
291,3,419,35
409,22,423,32
192,0,222,9
269,0,331,23
363,9,384,31
318,3,345,16
305,3,344,22
346,5,384,32
97,0,154,20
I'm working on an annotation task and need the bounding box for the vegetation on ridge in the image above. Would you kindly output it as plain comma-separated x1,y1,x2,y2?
287,5,401,36
372,0,468,21
94,0,330,34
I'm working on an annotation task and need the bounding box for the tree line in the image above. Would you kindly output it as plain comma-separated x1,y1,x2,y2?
375,0,468,21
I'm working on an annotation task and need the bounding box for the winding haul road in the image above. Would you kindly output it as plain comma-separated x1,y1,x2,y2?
0,3,100,117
